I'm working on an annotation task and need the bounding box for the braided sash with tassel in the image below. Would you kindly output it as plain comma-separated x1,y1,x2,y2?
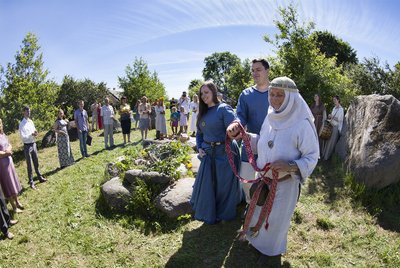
225,122,279,240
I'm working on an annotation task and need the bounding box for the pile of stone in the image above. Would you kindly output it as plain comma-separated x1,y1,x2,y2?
101,153,200,218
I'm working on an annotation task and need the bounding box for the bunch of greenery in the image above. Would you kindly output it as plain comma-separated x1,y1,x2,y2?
121,141,193,180
118,142,193,233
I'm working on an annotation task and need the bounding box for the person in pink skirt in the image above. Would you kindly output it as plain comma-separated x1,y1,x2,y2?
0,118,24,213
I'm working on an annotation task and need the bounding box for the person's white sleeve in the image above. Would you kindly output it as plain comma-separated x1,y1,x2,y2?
247,132,260,155
294,121,319,183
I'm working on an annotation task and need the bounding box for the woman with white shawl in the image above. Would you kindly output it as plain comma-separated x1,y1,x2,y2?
189,94,199,137
227,76,319,266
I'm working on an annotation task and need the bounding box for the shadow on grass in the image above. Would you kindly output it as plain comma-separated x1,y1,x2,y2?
165,216,293,268
352,181,400,233
307,156,345,202
307,154,400,233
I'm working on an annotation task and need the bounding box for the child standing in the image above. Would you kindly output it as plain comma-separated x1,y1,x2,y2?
179,106,188,134
170,106,179,135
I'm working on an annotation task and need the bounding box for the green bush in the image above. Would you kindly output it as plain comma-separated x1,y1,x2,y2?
118,141,194,233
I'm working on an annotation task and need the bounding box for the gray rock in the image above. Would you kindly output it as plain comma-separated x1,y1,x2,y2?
101,177,131,212
142,139,169,148
345,94,400,189
68,123,78,141
41,130,56,148
124,169,142,185
187,137,197,150
190,153,201,174
105,163,120,178
155,177,194,218
134,159,150,166
177,163,188,176
140,171,171,184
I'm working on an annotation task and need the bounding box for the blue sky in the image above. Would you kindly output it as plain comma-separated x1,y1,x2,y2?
1,0,399,99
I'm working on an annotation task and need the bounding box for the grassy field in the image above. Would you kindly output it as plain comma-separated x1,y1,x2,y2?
0,125,399,267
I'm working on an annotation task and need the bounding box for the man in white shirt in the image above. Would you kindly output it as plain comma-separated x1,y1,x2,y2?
101,97,115,149
178,91,190,121
18,106,47,190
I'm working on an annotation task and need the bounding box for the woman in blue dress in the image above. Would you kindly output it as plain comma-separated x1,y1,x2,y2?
190,81,241,224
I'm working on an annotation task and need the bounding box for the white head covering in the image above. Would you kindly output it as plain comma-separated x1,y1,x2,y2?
267,76,318,139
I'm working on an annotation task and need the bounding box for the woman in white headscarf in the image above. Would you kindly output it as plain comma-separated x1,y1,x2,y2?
227,76,319,266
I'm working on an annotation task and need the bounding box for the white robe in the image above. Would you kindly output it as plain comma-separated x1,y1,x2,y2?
189,102,198,132
246,118,319,256
155,105,167,134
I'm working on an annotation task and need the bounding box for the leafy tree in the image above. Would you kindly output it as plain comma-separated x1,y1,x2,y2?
346,57,400,99
225,59,253,106
118,57,166,105
311,30,358,66
55,75,109,118
264,4,354,109
0,32,59,133
202,52,241,95
388,62,400,99
187,79,204,98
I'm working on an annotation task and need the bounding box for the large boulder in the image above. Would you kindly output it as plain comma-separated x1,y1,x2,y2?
335,119,348,160
41,130,56,148
101,177,131,212
67,122,78,141
155,177,194,218
346,94,400,189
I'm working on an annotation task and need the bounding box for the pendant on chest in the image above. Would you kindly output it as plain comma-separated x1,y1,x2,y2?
268,140,274,149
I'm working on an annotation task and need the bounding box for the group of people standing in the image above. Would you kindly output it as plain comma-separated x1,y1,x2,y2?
134,92,200,141
190,58,325,266
0,106,49,240
169,92,199,137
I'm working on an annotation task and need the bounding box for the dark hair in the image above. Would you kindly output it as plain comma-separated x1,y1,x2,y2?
252,58,270,70
196,81,220,130
121,96,127,100
334,95,341,103
23,106,30,112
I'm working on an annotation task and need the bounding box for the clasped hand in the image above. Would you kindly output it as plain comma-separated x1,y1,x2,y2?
198,148,206,158
226,122,242,140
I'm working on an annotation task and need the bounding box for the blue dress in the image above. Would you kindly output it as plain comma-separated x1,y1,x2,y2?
190,103,241,224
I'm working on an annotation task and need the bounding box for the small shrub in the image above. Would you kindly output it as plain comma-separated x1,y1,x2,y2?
316,217,335,231
314,252,333,266
292,209,303,224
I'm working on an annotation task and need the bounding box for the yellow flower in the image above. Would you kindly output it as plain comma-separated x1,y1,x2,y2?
186,162,192,169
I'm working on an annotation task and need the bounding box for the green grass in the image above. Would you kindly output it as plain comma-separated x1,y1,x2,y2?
1,126,399,267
